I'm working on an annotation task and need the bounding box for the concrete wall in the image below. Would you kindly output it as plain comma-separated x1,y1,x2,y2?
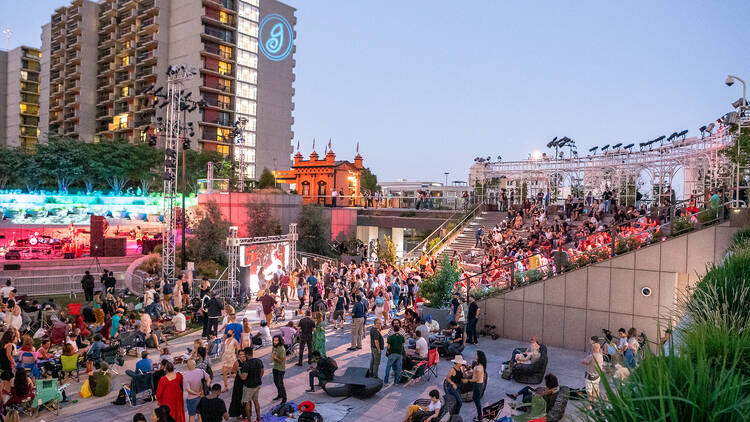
39,24,51,142
198,192,302,237
5,48,23,148
0,51,7,146
479,223,738,352
256,0,296,177
78,0,99,142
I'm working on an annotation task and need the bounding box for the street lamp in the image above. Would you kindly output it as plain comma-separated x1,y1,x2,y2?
444,172,449,186
726,75,747,207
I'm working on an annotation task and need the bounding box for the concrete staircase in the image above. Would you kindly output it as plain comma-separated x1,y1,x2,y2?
439,211,507,265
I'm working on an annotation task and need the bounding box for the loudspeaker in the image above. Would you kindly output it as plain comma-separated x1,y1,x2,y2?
3,264,20,271
90,215,107,257
552,250,568,271
103,237,126,257
64,253,75,259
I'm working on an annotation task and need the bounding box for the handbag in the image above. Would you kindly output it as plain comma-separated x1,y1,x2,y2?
80,379,92,398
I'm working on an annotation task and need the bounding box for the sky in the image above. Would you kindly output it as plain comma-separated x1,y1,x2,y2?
2,0,749,183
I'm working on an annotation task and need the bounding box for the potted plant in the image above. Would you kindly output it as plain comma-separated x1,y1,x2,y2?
418,255,458,327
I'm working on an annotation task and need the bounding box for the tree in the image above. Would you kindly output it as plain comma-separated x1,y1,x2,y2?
360,168,379,192
0,146,26,189
188,201,230,265
419,255,459,308
297,205,331,256
245,198,281,237
258,167,276,189
36,137,85,193
376,235,397,265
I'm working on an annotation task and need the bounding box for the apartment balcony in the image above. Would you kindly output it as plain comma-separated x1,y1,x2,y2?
202,14,236,32
68,6,80,20
68,66,82,79
100,18,115,33
201,118,234,128
202,26,236,45
96,106,113,119
67,51,82,65
68,22,81,36
21,116,40,127
136,51,158,66
114,103,133,115
119,9,137,25
98,62,115,75
20,82,40,95
200,81,232,95
117,0,137,10
135,67,155,81
115,74,133,86
139,0,158,16
65,80,80,93
52,29,63,41
136,35,158,50
201,65,235,79
97,92,114,104
138,17,159,34
202,44,233,60
203,0,237,12
98,49,114,62
52,15,63,25
112,120,134,131
63,110,79,121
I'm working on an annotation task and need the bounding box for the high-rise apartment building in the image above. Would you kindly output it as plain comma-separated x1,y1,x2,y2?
36,0,296,179
39,0,99,142
1,46,42,151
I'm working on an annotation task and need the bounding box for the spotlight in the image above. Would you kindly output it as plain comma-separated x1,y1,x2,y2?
732,97,746,109
497,155,502,161
547,137,558,148
588,146,598,153
601,144,610,151
148,134,157,146
182,139,191,150
654,135,665,143
677,130,688,139
725,75,735,87
639,142,648,148
724,111,739,125
612,142,622,149
705,123,715,134
699,125,707,133
623,143,634,150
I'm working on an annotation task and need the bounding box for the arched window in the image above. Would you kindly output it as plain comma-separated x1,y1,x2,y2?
301,181,310,196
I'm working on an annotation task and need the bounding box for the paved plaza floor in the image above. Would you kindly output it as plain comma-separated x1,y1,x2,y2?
40,305,585,422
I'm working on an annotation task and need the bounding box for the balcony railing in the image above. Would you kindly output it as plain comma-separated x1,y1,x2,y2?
204,26,235,43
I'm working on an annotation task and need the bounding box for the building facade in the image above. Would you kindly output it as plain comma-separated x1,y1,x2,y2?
35,0,296,180
1,46,42,151
275,149,364,205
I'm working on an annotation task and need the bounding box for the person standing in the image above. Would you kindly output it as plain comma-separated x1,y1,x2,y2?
81,271,95,302
206,292,223,338
220,330,239,392
297,311,315,366
463,350,486,421
369,318,384,379
271,335,287,404
182,359,210,422
444,355,466,413
474,226,484,248
229,349,247,419
582,343,604,401
197,383,229,422
257,291,277,327
467,295,480,345
348,295,366,350
239,347,263,422
312,312,326,358
155,361,185,422
384,325,405,385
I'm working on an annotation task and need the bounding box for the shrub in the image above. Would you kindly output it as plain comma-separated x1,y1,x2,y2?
419,255,458,308
697,207,719,226
136,253,162,275
671,215,694,235
195,260,224,279
731,225,750,251
426,237,441,254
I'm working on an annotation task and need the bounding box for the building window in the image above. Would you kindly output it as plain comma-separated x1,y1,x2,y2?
218,94,231,110
122,55,130,66
301,181,310,196
238,34,257,53
219,45,233,59
218,61,232,76
121,86,130,97
216,144,229,155
220,11,232,25
218,78,232,92
217,127,231,142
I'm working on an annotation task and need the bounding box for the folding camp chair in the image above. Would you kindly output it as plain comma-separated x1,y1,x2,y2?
17,351,41,378
68,303,82,316
425,348,439,380
208,337,223,363
60,354,81,382
32,378,63,416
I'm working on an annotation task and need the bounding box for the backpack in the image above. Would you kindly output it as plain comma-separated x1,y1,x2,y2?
163,283,173,295
112,386,129,405
298,412,323,422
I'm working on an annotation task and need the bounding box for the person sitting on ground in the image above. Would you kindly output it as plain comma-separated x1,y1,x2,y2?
172,308,186,333
135,350,153,374
5,367,35,406
306,350,337,392
257,320,272,344
279,321,297,346
403,389,441,422
506,373,560,413
405,330,429,370
160,347,173,364
89,362,112,397
441,320,465,357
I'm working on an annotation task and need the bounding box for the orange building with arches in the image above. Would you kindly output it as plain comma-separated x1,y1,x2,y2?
275,148,363,205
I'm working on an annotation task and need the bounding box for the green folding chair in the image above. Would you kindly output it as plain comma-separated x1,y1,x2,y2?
513,394,547,422
32,378,63,416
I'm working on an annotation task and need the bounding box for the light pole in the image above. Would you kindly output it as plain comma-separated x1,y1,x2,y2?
726,75,747,206
444,172,449,186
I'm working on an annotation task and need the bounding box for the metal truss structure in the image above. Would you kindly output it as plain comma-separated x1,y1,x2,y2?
161,66,196,283
469,125,736,206
225,224,298,299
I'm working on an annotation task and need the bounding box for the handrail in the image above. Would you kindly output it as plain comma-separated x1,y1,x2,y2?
403,210,461,260
423,203,483,258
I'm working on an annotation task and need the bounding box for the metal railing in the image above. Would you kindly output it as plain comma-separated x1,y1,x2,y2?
298,194,491,211
7,270,129,298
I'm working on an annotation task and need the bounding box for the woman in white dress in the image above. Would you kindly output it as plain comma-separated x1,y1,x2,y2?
220,328,240,392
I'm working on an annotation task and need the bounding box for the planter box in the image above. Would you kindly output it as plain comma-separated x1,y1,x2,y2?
420,306,453,330
730,207,750,227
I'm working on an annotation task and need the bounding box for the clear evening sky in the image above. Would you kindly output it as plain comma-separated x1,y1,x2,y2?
2,1,749,183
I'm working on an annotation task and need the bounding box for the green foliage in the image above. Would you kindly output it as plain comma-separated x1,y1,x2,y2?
426,237,442,254
419,255,458,308
258,167,276,189
136,253,162,275
697,207,719,226
671,215,694,235
297,205,331,256
470,285,504,301
245,198,281,237
731,225,750,251
376,235,397,265
188,201,230,265
360,168,379,192
686,248,750,330
195,260,225,278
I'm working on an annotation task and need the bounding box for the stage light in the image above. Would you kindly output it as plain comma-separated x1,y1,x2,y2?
183,140,191,150
497,155,502,161
732,97,746,108
623,143,634,150
612,143,622,149
725,75,735,87
705,122,715,134
601,144,610,151
639,142,648,148
699,125,707,133
677,130,688,139
724,111,739,125
530,150,543,160
654,135,665,143
547,137,558,148
148,134,157,146
588,146,598,154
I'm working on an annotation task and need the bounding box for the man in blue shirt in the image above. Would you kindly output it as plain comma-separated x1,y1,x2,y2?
135,351,153,373
306,272,318,291
224,312,243,344
348,295,366,350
